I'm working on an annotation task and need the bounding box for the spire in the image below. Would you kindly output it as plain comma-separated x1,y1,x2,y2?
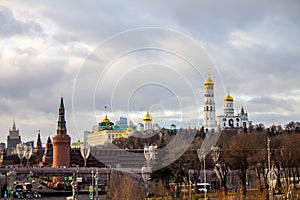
241,106,245,116
12,119,16,131
35,130,42,150
60,96,64,109
57,96,67,135
204,68,214,85
47,136,52,144
37,130,41,144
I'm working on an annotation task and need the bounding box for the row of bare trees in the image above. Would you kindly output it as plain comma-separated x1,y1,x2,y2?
111,126,300,198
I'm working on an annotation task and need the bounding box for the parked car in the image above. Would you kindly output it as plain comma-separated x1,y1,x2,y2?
23,190,34,199
33,191,42,198
14,185,24,199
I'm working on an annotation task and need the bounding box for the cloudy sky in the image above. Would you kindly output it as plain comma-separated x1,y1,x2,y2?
0,0,299,144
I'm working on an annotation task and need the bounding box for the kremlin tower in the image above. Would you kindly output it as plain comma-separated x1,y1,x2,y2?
203,69,217,132
42,136,53,166
34,130,43,154
52,97,71,167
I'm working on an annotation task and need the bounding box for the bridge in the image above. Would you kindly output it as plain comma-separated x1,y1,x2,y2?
0,167,141,178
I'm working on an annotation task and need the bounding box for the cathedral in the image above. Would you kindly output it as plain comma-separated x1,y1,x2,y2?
216,89,251,129
203,70,251,131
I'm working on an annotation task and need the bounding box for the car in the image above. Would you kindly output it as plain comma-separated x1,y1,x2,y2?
37,185,43,189
31,180,36,183
33,192,42,198
14,187,24,199
24,191,34,199
196,183,211,193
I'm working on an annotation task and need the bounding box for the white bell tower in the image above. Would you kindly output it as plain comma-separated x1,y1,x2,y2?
203,69,217,132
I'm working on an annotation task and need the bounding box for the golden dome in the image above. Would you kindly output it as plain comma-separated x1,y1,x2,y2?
224,88,234,102
224,94,234,102
126,126,133,131
143,110,152,122
204,69,214,85
102,115,110,123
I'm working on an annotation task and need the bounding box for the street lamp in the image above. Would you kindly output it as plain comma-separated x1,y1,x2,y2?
142,145,157,199
197,148,207,200
211,146,221,189
7,168,16,200
188,169,194,200
25,145,32,167
94,169,99,200
144,145,157,167
80,144,91,168
141,165,151,198
71,172,77,200
16,143,27,167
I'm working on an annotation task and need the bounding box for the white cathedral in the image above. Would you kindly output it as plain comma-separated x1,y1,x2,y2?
203,70,251,132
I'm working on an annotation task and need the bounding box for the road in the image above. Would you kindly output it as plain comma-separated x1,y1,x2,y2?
37,194,107,200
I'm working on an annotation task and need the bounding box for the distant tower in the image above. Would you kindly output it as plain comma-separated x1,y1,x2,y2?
52,97,71,167
143,110,153,131
203,69,217,132
42,136,53,166
35,130,43,153
6,120,21,155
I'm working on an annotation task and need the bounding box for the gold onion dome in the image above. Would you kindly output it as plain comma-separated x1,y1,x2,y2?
143,110,152,122
204,69,214,85
224,88,234,102
102,115,110,123
126,126,133,131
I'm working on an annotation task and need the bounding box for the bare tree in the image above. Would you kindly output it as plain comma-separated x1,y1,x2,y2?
108,170,144,200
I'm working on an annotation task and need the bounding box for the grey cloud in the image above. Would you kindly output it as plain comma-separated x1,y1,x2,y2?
0,6,42,37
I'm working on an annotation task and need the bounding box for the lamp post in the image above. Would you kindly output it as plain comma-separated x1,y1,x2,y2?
94,169,99,200
71,172,77,200
7,168,16,200
211,146,221,189
80,144,91,168
188,169,194,200
16,143,27,167
142,145,157,198
197,148,207,200
141,166,151,198
90,168,94,200
24,145,32,167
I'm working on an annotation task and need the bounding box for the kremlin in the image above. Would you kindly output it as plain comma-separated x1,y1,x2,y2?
0,70,252,166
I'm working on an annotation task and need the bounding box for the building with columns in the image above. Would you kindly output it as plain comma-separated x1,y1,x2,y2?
86,115,135,146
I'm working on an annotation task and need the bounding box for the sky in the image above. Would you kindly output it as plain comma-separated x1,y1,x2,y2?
0,0,299,144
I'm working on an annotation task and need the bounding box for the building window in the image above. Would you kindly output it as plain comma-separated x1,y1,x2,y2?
207,106,209,111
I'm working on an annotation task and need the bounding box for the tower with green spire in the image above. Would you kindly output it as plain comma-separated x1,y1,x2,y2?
52,96,71,168
57,97,67,135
